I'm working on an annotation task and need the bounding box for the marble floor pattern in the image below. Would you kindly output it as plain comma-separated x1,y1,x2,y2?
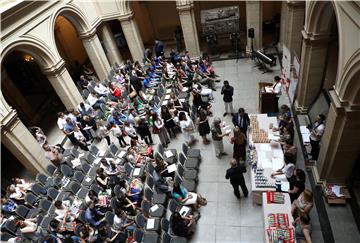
46,58,360,242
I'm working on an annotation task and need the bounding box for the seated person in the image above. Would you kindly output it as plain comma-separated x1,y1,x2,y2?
127,178,143,206
1,197,17,216
87,91,106,110
54,200,75,223
85,202,105,228
171,182,198,207
99,158,120,176
12,177,32,192
112,208,135,232
78,102,95,117
293,213,312,243
6,184,25,202
170,212,196,238
94,83,110,97
15,217,39,239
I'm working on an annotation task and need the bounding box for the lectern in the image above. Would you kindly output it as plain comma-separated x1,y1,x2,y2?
258,82,277,113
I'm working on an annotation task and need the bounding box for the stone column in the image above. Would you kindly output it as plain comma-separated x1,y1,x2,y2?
44,62,84,110
80,33,111,80
286,1,305,59
0,99,50,175
279,1,288,49
246,1,263,51
176,0,200,56
118,12,144,62
295,31,329,113
315,91,360,183
100,23,124,66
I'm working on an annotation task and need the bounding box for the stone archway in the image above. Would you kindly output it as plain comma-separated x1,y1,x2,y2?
295,1,339,112
51,5,110,80
1,38,83,110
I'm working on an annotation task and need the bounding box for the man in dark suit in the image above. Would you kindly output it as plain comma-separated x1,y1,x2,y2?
232,108,250,135
225,159,248,198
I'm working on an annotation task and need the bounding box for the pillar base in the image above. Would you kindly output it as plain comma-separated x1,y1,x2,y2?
311,165,326,186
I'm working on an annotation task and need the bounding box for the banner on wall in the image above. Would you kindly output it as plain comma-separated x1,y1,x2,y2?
281,45,291,92
288,56,300,104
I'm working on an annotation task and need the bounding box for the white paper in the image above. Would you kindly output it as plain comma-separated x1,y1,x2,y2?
162,100,168,106
268,134,279,140
179,99,185,102
273,150,283,158
272,158,284,171
150,205,159,212
261,159,272,169
164,95,170,100
164,150,173,158
71,158,81,168
146,218,155,229
182,87,189,92
179,206,191,216
260,144,271,151
85,177,92,183
133,168,141,176
265,86,273,93
274,174,287,181
117,151,126,158
166,89,172,94
331,185,344,197
83,126,93,130
281,181,290,192
302,133,310,143
258,151,267,161
167,164,177,173
79,153,85,157
300,126,309,134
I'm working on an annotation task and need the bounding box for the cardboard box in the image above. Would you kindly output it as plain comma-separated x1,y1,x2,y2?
324,185,351,205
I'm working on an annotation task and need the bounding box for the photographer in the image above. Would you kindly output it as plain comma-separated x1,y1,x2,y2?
307,114,326,161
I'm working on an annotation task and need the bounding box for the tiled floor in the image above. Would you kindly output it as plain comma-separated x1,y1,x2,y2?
46,58,360,242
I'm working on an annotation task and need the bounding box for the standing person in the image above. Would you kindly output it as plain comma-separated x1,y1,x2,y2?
221,80,234,117
134,117,153,145
211,117,230,158
154,39,164,57
225,158,248,198
266,76,282,112
63,117,89,151
230,127,247,162
161,106,176,138
97,121,111,146
152,113,170,148
232,108,250,136
179,112,196,146
174,26,183,52
108,123,128,148
197,108,210,144
307,114,326,161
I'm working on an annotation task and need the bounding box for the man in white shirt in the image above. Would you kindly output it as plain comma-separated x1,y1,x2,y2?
94,83,109,96
87,91,105,110
78,102,94,117
266,76,282,112
57,112,67,133
308,114,326,161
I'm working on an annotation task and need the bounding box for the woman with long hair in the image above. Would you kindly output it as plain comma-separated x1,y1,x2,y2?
197,108,210,144
230,127,247,162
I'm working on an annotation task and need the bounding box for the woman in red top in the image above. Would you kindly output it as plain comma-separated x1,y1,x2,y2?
109,83,122,98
